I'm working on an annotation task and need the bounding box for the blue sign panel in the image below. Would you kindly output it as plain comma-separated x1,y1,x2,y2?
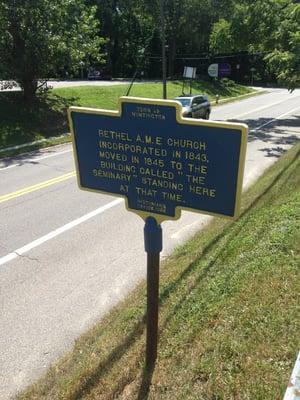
69,97,247,222
219,63,232,77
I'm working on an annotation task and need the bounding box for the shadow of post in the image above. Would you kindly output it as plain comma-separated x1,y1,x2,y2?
70,317,146,400
137,364,156,400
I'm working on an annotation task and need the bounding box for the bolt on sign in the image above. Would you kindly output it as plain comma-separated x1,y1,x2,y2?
69,97,247,223
68,97,248,369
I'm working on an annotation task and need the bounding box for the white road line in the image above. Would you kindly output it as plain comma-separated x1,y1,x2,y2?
234,95,300,119
251,105,300,132
0,149,72,171
0,198,123,267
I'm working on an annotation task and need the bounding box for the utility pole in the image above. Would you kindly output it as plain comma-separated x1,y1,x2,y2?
160,0,167,99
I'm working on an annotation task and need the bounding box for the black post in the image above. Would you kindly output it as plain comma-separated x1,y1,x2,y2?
125,70,138,97
160,0,167,99
144,217,163,370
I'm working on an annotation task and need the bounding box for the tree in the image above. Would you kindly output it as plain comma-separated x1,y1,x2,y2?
212,0,300,90
209,19,235,54
0,0,105,102
264,3,300,89
162,0,236,77
87,0,157,77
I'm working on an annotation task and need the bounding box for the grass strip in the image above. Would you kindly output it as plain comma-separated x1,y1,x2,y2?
52,80,254,110
212,89,267,106
0,134,71,159
0,80,255,157
16,142,300,399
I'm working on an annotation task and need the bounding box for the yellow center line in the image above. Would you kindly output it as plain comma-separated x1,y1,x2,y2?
0,171,76,203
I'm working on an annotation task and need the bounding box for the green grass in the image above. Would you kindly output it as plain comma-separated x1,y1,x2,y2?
53,80,254,110
0,92,71,154
0,80,255,157
16,143,300,400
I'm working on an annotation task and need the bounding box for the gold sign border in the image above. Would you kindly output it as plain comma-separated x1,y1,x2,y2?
68,96,248,223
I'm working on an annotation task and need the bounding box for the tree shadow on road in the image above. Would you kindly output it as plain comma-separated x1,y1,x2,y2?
228,115,300,158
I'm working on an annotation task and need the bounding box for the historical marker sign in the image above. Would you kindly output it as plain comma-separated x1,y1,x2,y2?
69,96,248,369
68,97,248,222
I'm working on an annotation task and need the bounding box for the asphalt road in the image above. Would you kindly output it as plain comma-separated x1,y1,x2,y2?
0,88,299,399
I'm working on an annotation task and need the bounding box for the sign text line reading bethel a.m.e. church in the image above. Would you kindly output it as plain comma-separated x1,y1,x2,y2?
68,97,248,223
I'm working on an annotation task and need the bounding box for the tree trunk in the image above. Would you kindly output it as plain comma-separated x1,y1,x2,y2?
22,79,38,104
168,36,176,78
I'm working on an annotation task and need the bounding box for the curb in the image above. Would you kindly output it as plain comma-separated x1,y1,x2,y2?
211,89,266,106
283,352,300,400
0,133,70,154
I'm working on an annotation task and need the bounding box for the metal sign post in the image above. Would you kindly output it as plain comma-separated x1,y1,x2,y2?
144,217,162,369
68,96,248,370
183,66,197,95
160,0,167,99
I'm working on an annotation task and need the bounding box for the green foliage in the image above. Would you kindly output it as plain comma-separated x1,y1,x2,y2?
163,0,235,74
1,0,299,94
88,0,158,76
87,0,237,77
0,0,105,101
264,3,300,89
221,0,300,90
209,19,235,54
98,0,298,89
